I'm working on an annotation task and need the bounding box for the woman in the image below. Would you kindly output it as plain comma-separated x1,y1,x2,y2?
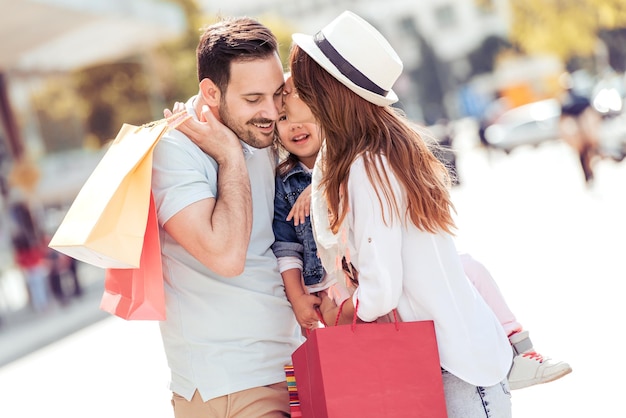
284,11,513,417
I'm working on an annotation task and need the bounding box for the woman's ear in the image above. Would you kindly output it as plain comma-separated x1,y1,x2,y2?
199,78,221,106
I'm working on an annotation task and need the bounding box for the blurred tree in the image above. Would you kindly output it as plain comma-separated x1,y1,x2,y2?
474,0,496,13
30,0,297,150
78,62,154,142
156,0,206,104
29,0,202,150
509,0,626,64
255,14,298,71
155,2,297,99
30,75,86,152
599,27,626,71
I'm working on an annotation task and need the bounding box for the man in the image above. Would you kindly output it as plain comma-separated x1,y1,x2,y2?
152,17,302,417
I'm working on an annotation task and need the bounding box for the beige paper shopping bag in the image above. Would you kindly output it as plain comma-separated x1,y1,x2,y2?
49,121,168,268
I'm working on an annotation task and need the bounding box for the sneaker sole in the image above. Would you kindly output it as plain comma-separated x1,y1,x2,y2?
509,366,573,390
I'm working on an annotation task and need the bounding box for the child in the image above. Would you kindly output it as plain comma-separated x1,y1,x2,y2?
272,76,571,390
271,107,354,331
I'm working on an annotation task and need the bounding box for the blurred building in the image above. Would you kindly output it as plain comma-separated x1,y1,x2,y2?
0,0,185,206
0,0,185,74
0,0,186,314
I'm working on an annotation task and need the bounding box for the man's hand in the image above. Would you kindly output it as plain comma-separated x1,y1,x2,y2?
161,102,252,277
164,103,241,164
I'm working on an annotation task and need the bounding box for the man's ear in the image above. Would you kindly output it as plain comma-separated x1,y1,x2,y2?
200,78,221,106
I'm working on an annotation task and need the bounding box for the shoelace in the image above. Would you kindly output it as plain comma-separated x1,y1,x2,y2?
522,351,545,363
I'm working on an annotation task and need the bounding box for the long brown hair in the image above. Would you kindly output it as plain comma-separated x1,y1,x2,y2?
289,45,456,234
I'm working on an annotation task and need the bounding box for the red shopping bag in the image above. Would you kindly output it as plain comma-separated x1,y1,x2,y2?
291,317,447,417
99,193,165,320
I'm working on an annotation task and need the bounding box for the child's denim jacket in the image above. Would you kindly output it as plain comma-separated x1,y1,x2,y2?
272,164,325,286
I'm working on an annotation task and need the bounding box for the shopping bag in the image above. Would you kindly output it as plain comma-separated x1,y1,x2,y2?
99,192,165,320
285,364,303,418
291,318,447,418
48,121,168,268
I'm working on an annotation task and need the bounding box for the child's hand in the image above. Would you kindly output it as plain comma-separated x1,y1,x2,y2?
291,292,322,329
163,102,190,128
167,101,187,115
287,185,311,226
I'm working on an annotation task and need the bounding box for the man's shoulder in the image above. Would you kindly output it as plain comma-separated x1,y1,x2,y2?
154,130,217,166
157,129,196,150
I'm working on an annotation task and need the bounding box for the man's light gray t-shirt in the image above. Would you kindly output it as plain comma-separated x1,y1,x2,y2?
151,99,302,402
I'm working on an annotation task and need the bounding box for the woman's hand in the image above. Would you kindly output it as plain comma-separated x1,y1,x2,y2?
318,292,340,326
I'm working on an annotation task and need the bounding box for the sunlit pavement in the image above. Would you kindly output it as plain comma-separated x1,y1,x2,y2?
0,133,624,417
451,136,625,417
0,264,108,367
0,317,172,418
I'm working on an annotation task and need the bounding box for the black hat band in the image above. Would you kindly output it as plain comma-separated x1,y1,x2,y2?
314,31,388,97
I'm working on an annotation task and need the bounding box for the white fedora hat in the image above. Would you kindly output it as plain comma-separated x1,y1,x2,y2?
292,11,403,106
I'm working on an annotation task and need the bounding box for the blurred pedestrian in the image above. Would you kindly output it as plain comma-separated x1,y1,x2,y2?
13,232,49,313
9,199,50,313
45,240,82,306
65,257,81,297
558,73,602,186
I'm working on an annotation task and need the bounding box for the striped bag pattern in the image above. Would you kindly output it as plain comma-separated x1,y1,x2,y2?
285,364,302,417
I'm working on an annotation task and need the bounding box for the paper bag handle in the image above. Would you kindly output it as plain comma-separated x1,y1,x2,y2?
336,298,400,331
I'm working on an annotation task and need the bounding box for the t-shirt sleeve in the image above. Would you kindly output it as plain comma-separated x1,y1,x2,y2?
151,130,218,225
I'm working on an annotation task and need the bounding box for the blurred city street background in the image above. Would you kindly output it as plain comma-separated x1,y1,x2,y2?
1,0,626,417
1,125,624,417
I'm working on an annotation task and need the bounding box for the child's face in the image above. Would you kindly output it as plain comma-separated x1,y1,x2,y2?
276,110,322,169
283,75,316,124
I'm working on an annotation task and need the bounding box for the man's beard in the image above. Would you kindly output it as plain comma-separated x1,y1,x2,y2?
219,100,274,149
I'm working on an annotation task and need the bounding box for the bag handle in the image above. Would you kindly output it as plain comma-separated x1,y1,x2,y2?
336,298,400,331
302,306,328,337
316,307,328,327
139,110,191,131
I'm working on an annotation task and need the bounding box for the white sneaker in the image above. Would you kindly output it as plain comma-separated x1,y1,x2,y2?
507,331,572,390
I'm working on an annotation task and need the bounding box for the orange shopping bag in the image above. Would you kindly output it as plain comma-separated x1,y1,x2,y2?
99,192,165,320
